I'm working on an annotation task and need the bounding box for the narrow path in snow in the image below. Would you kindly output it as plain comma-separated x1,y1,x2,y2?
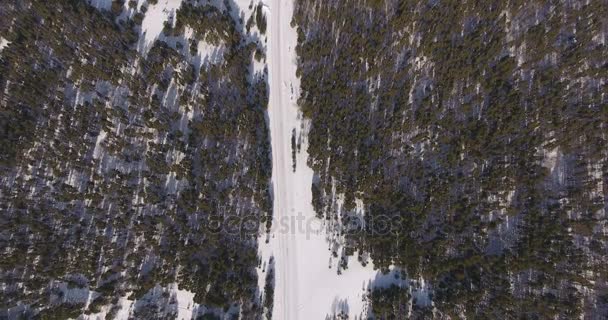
264,0,379,319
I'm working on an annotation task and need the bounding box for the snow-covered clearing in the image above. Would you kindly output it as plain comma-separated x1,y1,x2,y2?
259,0,382,318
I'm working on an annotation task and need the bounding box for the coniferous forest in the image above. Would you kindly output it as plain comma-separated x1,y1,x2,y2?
1,0,271,318
294,0,607,318
1,0,607,319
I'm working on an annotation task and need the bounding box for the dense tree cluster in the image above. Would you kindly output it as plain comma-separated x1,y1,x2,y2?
0,0,271,318
294,0,607,318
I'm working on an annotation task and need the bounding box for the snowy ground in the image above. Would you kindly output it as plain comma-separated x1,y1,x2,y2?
258,0,381,318
0,37,9,52
138,0,183,53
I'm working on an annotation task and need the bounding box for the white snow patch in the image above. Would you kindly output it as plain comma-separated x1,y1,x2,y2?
195,40,226,67
93,130,107,159
369,268,408,290
114,296,135,320
179,26,226,70
170,283,197,320
0,37,10,52
139,0,184,53
51,282,99,306
234,0,257,21
252,54,266,76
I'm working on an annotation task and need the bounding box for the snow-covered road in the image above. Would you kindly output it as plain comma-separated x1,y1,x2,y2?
262,0,379,318
266,0,300,318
